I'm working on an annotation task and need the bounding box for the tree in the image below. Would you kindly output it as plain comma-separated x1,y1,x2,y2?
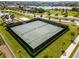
40,14,43,18
64,14,68,17
70,32,75,43
62,41,65,49
0,36,4,45
48,12,51,20
74,14,78,17
33,14,36,18
71,7,78,11
10,14,15,21
59,19,61,22
61,47,65,54
37,8,45,13
77,27,79,30
1,3,5,10
61,41,65,54
62,9,68,17
71,19,75,22
5,15,9,20
17,49,22,58
61,9,65,15
1,15,6,24
1,15,9,23
76,27,79,35
55,13,58,16
17,4,24,12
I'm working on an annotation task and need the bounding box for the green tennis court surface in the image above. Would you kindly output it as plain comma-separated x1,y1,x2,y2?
7,18,69,57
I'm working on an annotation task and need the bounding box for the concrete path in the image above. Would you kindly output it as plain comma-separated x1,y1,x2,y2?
0,33,15,58
0,44,14,58
73,46,79,58
60,36,79,58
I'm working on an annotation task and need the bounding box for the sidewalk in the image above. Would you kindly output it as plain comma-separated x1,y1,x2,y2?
0,44,14,58
60,36,79,58
73,46,79,58
0,33,15,58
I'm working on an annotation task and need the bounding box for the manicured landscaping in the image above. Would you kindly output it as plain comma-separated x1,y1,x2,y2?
0,19,78,58
46,9,78,16
0,8,79,58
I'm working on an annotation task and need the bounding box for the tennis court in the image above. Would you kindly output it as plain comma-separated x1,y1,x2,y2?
11,20,63,49
7,18,69,57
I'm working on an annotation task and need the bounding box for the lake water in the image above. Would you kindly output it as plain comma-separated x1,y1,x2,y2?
28,6,74,10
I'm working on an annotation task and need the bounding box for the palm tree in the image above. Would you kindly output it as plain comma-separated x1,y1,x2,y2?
40,14,43,18
10,14,15,21
77,27,79,34
5,15,9,20
61,9,65,15
34,13,36,18
62,42,65,49
55,13,58,16
0,35,4,45
70,32,75,43
17,3,22,11
61,47,65,54
1,2,6,10
61,41,65,54
71,19,75,22
63,9,68,17
17,4,24,13
48,13,51,20
1,15,6,24
59,19,61,22
17,49,22,58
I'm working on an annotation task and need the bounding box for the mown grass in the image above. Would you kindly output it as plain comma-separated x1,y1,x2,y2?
46,9,77,16
45,15,75,21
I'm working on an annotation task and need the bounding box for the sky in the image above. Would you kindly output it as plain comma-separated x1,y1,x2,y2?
0,0,79,2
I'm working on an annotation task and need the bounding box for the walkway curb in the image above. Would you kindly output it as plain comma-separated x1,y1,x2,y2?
60,36,79,58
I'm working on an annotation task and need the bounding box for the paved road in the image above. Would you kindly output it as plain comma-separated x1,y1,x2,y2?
73,46,79,58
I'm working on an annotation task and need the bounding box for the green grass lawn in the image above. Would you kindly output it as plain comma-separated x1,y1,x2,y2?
46,9,77,17
45,10,77,21
45,15,75,21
